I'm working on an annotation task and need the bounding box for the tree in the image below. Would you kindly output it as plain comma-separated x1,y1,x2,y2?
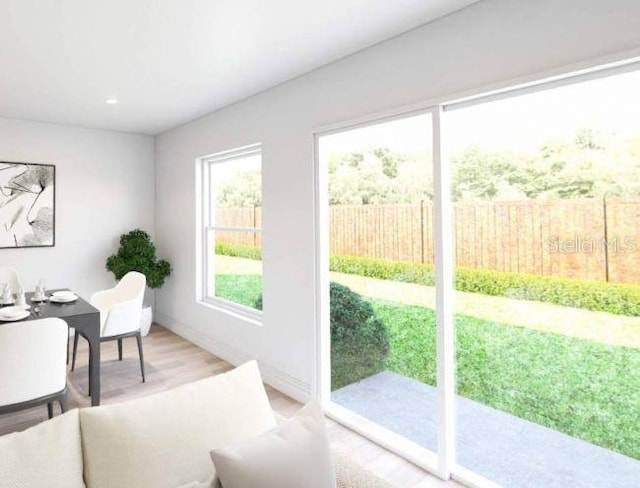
328,147,432,204
216,170,261,207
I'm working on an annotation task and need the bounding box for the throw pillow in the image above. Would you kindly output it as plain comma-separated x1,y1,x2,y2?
210,401,336,488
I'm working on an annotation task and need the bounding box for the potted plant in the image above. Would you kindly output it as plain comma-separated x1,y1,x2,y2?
106,229,171,336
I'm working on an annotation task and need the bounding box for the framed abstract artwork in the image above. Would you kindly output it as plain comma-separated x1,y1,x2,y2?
0,161,55,248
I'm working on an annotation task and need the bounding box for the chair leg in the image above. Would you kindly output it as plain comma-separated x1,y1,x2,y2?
66,326,70,365
118,338,123,361
59,391,68,414
71,331,79,371
47,402,54,419
135,332,146,383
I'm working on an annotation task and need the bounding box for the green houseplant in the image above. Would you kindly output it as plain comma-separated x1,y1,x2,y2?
106,229,171,335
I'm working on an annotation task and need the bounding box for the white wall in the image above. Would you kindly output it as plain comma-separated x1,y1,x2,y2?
154,0,640,400
0,117,155,297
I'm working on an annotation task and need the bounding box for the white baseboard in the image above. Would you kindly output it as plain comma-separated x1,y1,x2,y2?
155,312,312,403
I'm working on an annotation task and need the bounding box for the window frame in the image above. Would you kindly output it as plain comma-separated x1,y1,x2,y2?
197,143,263,321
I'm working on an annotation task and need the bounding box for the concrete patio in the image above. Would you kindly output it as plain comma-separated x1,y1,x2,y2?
333,371,640,488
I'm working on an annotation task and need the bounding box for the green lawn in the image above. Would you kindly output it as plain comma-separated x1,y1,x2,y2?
215,274,263,309
373,299,640,460
214,273,640,460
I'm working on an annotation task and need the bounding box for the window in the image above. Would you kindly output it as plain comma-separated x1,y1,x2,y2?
199,144,263,316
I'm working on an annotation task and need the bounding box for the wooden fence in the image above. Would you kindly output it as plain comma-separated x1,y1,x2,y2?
214,207,263,248
217,199,640,284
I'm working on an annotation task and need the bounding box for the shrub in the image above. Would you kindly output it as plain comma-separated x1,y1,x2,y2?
253,282,389,390
106,229,171,289
329,282,389,389
215,242,262,261
330,254,640,316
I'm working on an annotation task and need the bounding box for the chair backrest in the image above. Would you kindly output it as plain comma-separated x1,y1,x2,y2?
114,271,147,302
0,318,68,407
0,267,22,294
99,271,146,337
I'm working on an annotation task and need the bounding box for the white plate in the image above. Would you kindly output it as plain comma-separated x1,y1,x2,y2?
49,294,78,303
0,309,30,321
52,290,75,298
0,305,30,316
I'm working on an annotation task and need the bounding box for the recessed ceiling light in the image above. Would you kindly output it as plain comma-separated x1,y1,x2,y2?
104,97,119,105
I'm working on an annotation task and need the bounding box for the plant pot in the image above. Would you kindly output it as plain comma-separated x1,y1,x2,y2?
140,304,153,337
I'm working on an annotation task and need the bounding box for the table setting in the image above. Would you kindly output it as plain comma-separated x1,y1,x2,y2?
0,281,80,321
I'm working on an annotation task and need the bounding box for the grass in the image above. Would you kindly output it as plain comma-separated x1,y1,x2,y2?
214,272,640,460
214,274,262,309
373,299,640,460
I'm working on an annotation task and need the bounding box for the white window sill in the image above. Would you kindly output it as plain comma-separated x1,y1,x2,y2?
197,297,263,327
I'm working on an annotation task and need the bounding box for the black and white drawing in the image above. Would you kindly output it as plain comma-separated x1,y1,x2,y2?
0,162,55,248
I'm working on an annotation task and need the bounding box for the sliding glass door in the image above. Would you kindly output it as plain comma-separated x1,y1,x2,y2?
317,61,640,487
447,68,640,487
318,113,441,467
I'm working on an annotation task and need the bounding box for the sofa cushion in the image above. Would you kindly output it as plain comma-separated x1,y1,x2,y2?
0,408,85,488
210,401,336,488
79,360,276,488
334,452,392,488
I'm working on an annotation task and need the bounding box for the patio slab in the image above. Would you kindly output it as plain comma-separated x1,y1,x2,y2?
332,371,640,487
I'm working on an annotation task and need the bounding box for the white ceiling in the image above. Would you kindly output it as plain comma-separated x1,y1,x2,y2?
0,0,480,135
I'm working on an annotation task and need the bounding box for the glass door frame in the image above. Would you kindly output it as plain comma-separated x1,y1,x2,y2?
313,106,456,479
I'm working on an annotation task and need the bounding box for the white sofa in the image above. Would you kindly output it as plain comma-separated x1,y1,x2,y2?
0,361,390,488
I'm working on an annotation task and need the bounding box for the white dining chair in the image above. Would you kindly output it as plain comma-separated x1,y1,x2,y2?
0,318,69,418
0,266,22,294
72,271,147,384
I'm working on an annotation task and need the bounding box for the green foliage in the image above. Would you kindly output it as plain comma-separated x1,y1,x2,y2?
373,298,640,459
330,282,389,389
215,242,262,260
330,282,388,345
324,129,640,204
330,254,640,316
217,170,261,207
328,146,433,205
253,282,389,389
106,229,171,289
455,268,640,316
330,255,435,285
214,274,262,310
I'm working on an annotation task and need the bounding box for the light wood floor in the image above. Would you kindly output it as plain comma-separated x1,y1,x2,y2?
0,324,463,488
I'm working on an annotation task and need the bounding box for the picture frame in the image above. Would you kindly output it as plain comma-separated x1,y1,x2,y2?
0,161,56,249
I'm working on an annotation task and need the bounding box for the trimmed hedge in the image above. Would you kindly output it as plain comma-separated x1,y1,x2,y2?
215,242,262,261
330,255,435,285
216,243,640,316
330,254,640,317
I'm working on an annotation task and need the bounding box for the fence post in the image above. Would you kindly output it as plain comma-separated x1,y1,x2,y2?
253,205,258,248
420,200,426,264
603,197,609,282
